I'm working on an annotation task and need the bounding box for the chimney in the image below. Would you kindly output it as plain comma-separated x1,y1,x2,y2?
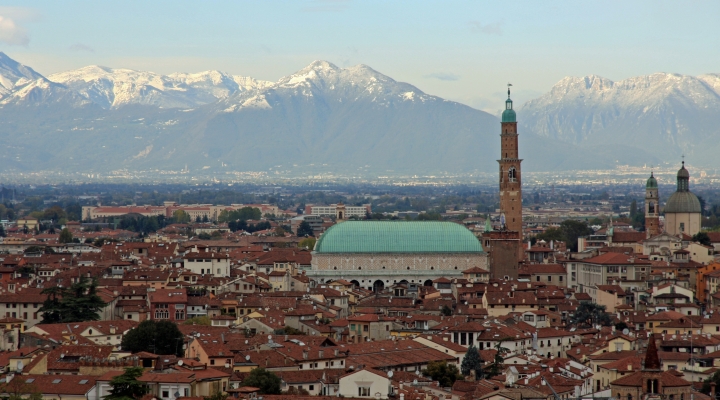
628,364,632,371
303,350,308,359
711,383,717,400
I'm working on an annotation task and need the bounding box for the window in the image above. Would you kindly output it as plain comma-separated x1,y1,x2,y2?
162,391,169,398
680,223,685,232
309,385,314,391
359,387,371,397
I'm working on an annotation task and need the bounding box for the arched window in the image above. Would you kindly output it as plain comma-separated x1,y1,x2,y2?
628,394,632,400
508,167,517,182
649,201,655,214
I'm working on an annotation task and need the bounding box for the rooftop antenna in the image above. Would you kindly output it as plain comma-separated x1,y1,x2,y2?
507,83,512,98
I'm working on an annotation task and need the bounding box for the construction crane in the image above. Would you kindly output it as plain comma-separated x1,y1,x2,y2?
541,377,562,400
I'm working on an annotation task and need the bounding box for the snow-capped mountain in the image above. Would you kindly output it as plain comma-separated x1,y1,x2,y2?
48,66,272,109
1,50,718,175
221,60,439,112
0,52,45,99
520,73,720,162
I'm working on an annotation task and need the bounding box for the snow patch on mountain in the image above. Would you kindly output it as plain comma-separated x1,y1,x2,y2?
49,66,271,109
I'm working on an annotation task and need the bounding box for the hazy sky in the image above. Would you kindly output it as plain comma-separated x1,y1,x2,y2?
1,0,719,114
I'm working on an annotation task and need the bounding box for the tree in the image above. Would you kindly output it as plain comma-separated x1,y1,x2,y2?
298,237,316,250
39,276,107,323
172,210,191,224
204,388,229,400
0,224,5,237
535,227,564,243
486,340,510,378
559,220,594,252
702,370,720,394
417,212,442,221
241,367,281,394
296,221,314,237
275,226,286,236
121,320,184,356
423,361,462,387
614,322,629,331
569,303,612,328
105,366,149,400
183,316,211,326
693,232,712,247
460,345,483,378
58,228,73,244
441,305,452,316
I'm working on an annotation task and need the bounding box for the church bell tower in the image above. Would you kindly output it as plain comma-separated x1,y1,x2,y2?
498,86,523,234
645,171,660,238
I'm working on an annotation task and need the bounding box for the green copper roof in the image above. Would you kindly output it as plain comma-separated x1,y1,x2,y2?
315,221,484,254
646,172,658,189
502,98,516,123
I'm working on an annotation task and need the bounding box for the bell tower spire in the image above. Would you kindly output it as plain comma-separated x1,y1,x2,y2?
645,170,660,238
498,84,523,234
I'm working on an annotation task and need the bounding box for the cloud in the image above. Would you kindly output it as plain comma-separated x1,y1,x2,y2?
301,0,350,13
425,72,460,81
468,20,503,35
0,15,29,46
68,43,95,52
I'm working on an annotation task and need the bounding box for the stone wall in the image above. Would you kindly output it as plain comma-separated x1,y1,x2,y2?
309,253,487,290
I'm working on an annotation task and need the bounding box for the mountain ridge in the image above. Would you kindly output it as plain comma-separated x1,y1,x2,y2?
0,52,716,176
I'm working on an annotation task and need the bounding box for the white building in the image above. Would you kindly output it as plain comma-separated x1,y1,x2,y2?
306,204,370,218
182,249,230,277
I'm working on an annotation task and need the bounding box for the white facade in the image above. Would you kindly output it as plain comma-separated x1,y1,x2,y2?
184,252,230,277
338,369,391,400
309,205,369,218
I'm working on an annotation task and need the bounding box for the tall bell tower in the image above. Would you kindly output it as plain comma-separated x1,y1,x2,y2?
498,86,523,234
645,171,660,238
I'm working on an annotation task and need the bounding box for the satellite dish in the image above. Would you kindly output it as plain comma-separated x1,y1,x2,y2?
16,360,23,372
245,355,251,361
387,371,393,378
622,328,630,335
225,363,230,368
413,379,418,385
268,335,272,340
60,353,65,359
174,392,180,399
178,360,184,366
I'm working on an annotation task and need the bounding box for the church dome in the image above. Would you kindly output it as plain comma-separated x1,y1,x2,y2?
646,172,658,189
677,163,690,179
502,98,516,123
665,191,701,214
314,221,484,253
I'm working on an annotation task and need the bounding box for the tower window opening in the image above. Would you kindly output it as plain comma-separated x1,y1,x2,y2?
508,167,517,182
